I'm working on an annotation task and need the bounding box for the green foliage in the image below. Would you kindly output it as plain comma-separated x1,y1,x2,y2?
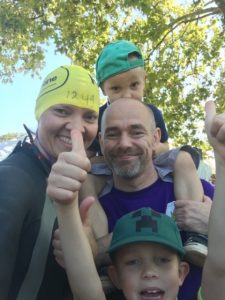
0,0,225,152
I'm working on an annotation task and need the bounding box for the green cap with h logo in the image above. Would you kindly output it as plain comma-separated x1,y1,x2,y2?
96,40,144,86
108,207,185,258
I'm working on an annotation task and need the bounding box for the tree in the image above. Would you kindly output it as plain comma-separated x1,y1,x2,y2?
0,132,23,142
0,0,225,149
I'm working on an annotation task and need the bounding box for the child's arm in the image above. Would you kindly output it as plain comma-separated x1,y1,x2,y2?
153,141,169,158
202,101,225,300
47,129,106,300
174,149,204,203
56,198,106,300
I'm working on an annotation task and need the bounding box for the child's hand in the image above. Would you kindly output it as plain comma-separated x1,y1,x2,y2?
205,101,225,163
47,129,91,204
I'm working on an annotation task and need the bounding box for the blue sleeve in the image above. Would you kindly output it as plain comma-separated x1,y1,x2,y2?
147,104,168,143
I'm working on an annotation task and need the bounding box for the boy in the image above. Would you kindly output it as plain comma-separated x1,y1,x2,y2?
84,40,206,266
54,199,190,300
107,207,190,300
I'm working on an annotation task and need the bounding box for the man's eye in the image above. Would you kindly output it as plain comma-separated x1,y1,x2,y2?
132,131,144,136
105,132,117,138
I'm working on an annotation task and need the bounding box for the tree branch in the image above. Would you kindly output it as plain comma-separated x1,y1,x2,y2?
214,0,225,16
146,7,220,60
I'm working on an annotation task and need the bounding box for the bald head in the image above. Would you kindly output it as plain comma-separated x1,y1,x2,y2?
101,98,156,135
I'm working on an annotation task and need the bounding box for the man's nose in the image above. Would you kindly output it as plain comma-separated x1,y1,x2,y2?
118,133,132,148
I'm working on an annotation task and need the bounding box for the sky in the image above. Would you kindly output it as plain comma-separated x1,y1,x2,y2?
0,46,71,136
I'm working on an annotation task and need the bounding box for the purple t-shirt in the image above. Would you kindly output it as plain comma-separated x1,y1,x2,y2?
99,177,214,300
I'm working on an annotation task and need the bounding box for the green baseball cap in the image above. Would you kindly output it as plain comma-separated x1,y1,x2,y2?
96,40,144,86
108,207,185,258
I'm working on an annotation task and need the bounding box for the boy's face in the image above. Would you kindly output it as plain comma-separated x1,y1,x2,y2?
101,67,146,103
108,243,189,300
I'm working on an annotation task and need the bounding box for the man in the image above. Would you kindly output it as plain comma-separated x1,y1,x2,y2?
96,99,213,300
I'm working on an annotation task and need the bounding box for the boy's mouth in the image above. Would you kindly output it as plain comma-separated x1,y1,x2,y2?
140,288,164,299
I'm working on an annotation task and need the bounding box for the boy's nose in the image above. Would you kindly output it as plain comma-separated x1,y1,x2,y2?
142,265,159,279
121,89,134,99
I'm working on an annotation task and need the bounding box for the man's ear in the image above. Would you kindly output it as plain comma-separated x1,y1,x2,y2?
152,127,161,150
107,265,121,289
178,261,190,286
99,132,104,155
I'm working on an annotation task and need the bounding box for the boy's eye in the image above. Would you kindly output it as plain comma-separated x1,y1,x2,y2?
131,81,139,88
111,86,120,92
155,256,171,265
125,259,140,266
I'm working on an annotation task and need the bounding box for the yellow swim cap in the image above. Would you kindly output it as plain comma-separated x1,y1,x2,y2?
35,65,100,120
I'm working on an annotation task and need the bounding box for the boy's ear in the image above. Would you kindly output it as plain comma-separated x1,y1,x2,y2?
178,261,190,286
107,265,121,289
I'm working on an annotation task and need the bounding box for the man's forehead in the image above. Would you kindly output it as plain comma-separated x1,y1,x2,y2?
105,119,147,130
107,106,147,120
102,99,152,131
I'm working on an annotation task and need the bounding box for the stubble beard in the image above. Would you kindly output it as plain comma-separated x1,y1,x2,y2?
110,158,146,179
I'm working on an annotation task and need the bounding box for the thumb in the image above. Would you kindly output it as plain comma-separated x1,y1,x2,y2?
70,129,86,156
205,100,216,137
79,196,95,226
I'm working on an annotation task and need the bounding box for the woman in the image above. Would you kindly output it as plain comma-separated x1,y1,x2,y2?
0,65,100,300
